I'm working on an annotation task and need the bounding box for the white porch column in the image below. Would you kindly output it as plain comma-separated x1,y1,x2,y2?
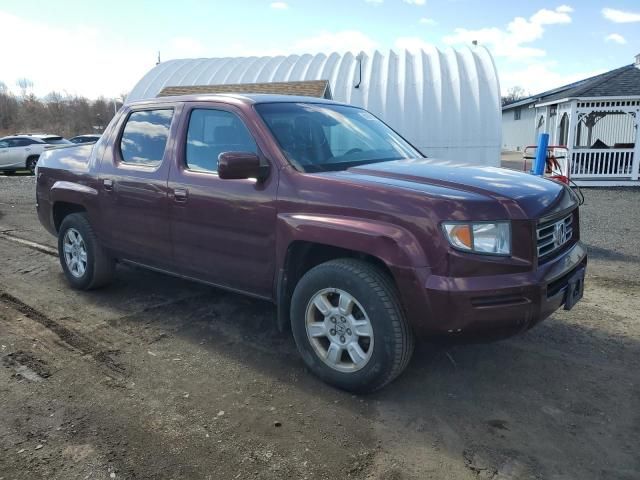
632,107,640,181
566,101,578,174
544,107,551,135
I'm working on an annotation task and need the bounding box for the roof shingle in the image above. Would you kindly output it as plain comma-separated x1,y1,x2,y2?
157,80,332,99
503,64,640,110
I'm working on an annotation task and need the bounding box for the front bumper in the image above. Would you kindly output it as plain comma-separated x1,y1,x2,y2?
415,242,587,338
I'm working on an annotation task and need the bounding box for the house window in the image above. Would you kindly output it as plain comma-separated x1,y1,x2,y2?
514,108,521,121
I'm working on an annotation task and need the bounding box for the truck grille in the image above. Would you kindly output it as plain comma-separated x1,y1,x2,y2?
537,213,573,259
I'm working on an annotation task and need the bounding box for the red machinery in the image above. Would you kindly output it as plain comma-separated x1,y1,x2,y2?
523,145,570,184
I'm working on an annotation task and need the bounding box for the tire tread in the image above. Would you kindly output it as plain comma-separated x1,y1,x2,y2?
58,213,115,290
295,258,414,393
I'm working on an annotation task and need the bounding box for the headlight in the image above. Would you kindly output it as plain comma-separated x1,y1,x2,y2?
442,222,511,255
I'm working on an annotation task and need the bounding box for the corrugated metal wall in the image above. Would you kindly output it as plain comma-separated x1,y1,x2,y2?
127,47,502,166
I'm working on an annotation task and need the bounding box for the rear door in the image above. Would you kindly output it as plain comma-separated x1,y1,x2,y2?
167,103,278,298
97,105,179,268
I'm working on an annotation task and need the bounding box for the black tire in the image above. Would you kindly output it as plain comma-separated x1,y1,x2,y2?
290,258,414,393
26,156,38,174
58,213,115,290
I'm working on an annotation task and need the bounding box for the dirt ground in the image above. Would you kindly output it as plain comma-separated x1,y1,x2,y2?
0,172,638,480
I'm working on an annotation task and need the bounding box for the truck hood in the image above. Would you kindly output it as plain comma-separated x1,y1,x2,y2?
339,158,576,219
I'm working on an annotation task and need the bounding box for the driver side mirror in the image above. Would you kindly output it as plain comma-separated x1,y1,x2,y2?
218,152,269,181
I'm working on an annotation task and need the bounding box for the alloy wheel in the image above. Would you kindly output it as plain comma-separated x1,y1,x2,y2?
63,228,88,278
304,288,374,372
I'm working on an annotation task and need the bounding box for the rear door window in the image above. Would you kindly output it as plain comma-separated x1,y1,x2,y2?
120,109,174,167
185,109,257,173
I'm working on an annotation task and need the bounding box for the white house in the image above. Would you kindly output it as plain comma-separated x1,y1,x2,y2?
502,54,640,186
127,47,502,166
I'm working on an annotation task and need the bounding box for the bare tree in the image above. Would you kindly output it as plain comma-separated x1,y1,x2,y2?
0,86,119,137
501,86,526,106
16,78,34,98
0,82,19,133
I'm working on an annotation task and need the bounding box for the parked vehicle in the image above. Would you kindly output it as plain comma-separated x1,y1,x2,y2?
0,134,70,174
35,94,587,392
69,134,101,144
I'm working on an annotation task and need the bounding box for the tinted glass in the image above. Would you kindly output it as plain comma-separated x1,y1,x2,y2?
0,140,8,148
43,137,71,145
120,109,173,166
185,109,257,173
256,103,421,173
6,139,20,147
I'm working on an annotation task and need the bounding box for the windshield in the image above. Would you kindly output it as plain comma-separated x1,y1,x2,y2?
43,137,72,145
255,103,422,173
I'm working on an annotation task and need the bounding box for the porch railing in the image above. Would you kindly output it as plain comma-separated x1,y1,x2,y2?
570,149,635,178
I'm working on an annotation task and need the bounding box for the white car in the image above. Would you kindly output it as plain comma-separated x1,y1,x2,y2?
0,134,71,174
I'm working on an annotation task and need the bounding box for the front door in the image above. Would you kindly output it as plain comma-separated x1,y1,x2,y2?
167,104,278,298
97,106,178,267
0,138,23,168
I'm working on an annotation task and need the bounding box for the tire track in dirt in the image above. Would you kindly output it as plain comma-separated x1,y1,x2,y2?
0,228,58,256
0,291,127,377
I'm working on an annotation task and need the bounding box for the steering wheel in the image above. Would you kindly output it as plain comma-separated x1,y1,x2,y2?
345,148,363,155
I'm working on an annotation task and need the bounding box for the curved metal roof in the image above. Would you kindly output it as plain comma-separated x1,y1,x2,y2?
127,47,501,165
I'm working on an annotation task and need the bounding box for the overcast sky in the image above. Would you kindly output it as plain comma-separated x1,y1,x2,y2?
1,0,638,99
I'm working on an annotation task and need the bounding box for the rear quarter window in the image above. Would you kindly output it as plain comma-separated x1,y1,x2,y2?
120,109,174,166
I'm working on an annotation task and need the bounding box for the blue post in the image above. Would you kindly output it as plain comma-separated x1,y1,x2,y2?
532,133,549,176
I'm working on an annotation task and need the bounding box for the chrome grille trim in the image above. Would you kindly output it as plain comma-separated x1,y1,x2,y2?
537,214,573,259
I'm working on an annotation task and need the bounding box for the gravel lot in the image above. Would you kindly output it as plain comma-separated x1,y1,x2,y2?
0,173,639,480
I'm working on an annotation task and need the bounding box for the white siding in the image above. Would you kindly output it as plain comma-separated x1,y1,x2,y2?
127,47,502,166
501,105,536,151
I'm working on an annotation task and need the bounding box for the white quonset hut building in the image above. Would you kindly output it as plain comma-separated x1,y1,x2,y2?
502,55,640,186
127,47,502,166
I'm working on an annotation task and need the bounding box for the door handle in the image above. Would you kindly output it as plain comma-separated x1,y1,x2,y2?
173,188,188,202
103,179,114,191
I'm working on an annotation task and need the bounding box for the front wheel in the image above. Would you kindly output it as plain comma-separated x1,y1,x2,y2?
290,259,414,393
58,213,115,290
26,156,38,174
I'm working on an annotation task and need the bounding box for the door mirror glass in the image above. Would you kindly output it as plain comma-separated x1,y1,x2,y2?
218,152,267,180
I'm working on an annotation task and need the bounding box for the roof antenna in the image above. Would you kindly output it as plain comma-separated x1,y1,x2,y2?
156,51,161,65
472,40,478,46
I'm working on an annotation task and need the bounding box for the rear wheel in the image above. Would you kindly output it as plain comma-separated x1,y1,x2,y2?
26,156,38,174
58,213,115,290
290,258,414,393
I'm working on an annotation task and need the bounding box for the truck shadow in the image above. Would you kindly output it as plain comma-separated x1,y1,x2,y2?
78,263,640,479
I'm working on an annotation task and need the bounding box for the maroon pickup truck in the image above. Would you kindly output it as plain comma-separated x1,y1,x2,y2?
36,94,586,392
